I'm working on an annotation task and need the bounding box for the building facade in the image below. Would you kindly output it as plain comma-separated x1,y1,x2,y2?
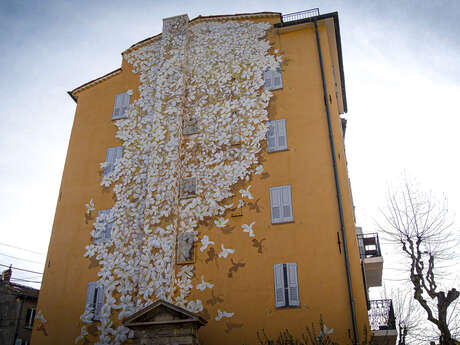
31,10,393,345
1,268,39,345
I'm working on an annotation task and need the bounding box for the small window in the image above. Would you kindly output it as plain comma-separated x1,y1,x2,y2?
273,263,299,308
180,177,197,199
269,185,293,224
104,146,123,177
183,117,199,135
85,282,105,321
24,308,35,328
94,209,113,244
264,64,283,91
112,92,131,120
177,232,195,264
267,119,288,152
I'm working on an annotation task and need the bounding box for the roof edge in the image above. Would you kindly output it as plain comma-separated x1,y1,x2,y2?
123,12,282,55
68,68,122,103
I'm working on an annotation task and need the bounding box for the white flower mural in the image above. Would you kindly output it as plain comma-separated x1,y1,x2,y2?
77,14,281,344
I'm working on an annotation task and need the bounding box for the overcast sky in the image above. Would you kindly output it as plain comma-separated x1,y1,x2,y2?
1,0,459,291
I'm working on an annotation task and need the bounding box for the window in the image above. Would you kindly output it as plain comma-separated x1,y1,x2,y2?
269,185,293,224
273,263,299,308
180,177,197,199
94,209,113,244
104,146,123,177
264,64,283,91
267,119,288,152
112,92,131,120
85,282,105,321
176,232,195,264
183,116,199,135
24,308,35,328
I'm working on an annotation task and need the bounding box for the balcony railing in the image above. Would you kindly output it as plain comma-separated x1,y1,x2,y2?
282,9,320,23
357,233,382,258
369,299,396,331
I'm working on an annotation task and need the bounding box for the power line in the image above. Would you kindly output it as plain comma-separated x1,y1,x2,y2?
0,263,43,275
0,243,45,255
0,242,44,256
0,253,44,265
10,277,41,284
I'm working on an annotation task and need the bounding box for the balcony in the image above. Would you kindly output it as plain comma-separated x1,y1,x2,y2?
369,299,397,344
357,233,384,287
281,9,320,24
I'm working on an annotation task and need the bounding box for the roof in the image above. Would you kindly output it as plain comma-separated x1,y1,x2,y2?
1,281,39,299
67,12,281,102
123,299,207,328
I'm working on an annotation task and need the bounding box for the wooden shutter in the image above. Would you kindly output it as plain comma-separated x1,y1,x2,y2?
270,187,282,224
112,93,130,120
264,68,272,90
273,264,286,308
267,121,276,152
94,285,105,321
104,209,113,242
276,119,287,151
286,263,300,306
85,282,97,313
104,146,123,177
281,185,293,222
273,65,283,90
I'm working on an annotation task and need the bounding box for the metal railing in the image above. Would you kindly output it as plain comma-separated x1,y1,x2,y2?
369,299,396,331
282,9,320,23
357,233,382,258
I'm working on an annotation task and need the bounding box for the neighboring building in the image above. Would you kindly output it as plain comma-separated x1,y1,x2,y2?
32,9,395,345
1,268,39,345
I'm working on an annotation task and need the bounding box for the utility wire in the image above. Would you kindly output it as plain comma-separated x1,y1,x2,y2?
0,263,43,275
0,253,44,265
0,242,44,255
10,278,41,284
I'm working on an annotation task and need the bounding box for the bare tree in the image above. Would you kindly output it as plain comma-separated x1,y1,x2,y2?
379,179,459,345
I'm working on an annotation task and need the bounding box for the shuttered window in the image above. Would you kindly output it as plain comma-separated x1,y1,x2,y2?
112,92,130,120
269,185,293,224
267,119,287,152
25,308,35,328
85,282,105,321
273,263,300,308
264,64,283,91
94,209,113,244
104,146,123,177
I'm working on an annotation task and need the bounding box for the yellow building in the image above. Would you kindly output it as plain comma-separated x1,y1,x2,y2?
31,9,395,345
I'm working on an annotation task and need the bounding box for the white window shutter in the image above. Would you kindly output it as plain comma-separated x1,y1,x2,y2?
270,187,282,224
15,339,22,345
264,68,272,90
267,121,276,152
104,146,123,177
276,119,287,150
112,92,130,120
273,65,283,90
94,285,105,321
85,282,97,313
286,263,300,306
281,185,293,222
273,264,286,308
104,147,116,177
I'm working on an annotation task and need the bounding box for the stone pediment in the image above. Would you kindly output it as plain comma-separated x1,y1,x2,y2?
123,299,207,329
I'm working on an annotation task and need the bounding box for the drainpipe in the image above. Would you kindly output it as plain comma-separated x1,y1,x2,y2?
314,20,359,345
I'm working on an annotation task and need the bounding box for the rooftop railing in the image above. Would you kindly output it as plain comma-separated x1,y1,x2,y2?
357,233,382,258
282,9,320,23
369,299,396,331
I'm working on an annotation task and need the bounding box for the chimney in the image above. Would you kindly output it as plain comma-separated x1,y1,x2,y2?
1,267,12,282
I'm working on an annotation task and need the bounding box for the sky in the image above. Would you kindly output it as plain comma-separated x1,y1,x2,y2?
0,0,459,299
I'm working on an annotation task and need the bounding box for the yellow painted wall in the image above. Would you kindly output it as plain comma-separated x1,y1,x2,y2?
32,14,370,345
